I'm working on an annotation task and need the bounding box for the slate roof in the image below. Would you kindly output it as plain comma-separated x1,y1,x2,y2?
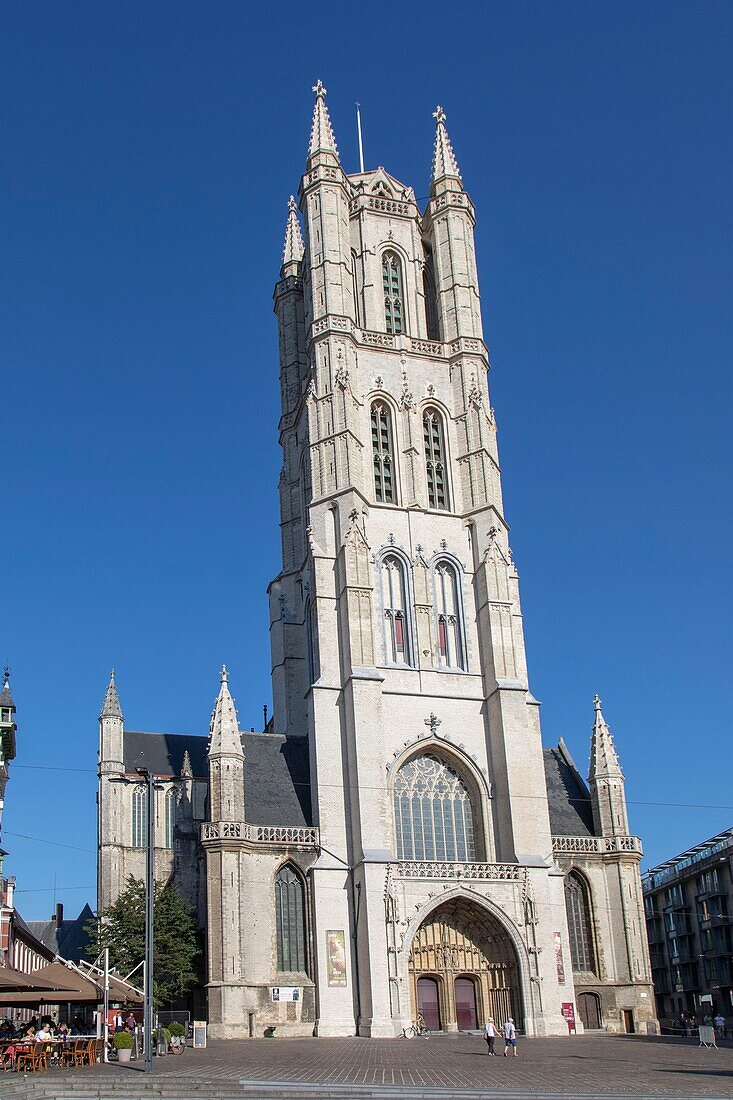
543,743,596,837
123,730,312,827
26,903,94,964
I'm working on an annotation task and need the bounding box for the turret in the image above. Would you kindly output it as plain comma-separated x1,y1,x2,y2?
98,670,124,776
589,695,630,837
207,666,244,824
299,80,355,326
425,106,483,342
0,667,17,846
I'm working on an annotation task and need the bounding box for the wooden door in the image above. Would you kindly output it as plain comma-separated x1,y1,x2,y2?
578,992,601,1030
454,977,478,1030
622,1009,635,1033
417,977,441,1031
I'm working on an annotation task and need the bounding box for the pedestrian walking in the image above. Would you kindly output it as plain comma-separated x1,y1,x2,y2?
483,1016,497,1055
502,1017,518,1057
714,1013,725,1039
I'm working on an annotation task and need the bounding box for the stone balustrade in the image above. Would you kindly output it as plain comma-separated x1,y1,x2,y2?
201,822,319,847
395,860,523,881
551,835,642,855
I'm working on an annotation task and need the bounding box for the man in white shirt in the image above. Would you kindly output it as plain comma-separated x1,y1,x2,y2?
502,1018,518,1057
34,1024,52,1042
483,1017,497,1055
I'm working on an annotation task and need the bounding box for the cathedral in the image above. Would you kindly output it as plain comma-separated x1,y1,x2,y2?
97,83,656,1039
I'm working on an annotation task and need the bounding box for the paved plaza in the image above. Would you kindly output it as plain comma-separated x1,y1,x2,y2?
11,1033,733,1098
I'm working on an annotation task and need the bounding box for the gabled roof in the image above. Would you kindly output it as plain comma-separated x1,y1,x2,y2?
543,742,596,837
27,904,94,964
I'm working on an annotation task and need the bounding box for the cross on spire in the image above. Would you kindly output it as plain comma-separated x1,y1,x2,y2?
312,79,327,99
308,78,339,164
424,713,442,736
432,105,446,125
431,103,462,185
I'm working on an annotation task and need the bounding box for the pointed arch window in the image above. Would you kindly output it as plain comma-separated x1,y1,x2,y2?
423,250,440,341
393,754,476,861
371,402,396,504
382,251,404,335
164,787,177,848
423,408,449,510
434,560,465,670
381,553,413,665
275,864,307,973
131,785,147,848
565,872,596,973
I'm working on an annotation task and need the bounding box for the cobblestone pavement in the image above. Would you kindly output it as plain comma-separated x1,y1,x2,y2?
89,1033,733,1097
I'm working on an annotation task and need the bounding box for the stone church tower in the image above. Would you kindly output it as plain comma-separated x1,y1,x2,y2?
98,83,656,1039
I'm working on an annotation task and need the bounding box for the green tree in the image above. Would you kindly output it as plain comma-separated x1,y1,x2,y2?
86,876,200,1007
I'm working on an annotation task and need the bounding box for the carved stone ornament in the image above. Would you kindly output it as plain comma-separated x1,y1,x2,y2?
426,384,436,398
335,364,349,389
468,373,483,410
306,377,317,401
399,369,415,410
374,375,385,389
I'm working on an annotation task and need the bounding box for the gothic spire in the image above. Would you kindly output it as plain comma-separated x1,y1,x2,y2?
208,665,244,759
308,79,340,165
100,669,122,720
431,105,462,187
0,667,14,709
281,196,304,272
589,694,623,781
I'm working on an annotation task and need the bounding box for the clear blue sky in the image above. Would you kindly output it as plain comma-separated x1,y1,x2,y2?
3,2,731,920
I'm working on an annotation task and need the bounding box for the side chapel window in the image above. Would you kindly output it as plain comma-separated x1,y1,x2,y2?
381,553,412,665
164,787,177,848
382,251,404,335
371,402,396,504
565,872,596,973
423,408,449,509
434,560,465,670
393,754,476,861
275,864,307,973
131,785,147,848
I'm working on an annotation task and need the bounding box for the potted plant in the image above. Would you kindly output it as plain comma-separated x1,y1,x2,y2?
113,1030,134,1063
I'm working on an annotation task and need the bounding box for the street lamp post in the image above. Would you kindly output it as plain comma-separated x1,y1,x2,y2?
138,767,155,1073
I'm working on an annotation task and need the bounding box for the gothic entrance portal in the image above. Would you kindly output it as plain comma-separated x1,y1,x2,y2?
408,897,522,1031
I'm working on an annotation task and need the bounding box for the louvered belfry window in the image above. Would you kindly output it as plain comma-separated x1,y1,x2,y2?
382,251,404,334
565,873,596,973
393,754,476,861
371,402,395,503
275,864,307,973
423,408,448,509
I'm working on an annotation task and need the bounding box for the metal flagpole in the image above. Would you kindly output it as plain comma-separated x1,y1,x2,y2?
141,768,155,1073
356,103,365,174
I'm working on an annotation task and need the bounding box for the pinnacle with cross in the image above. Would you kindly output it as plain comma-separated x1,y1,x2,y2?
433,105,446,125
312,79,327,99
424,713,442,736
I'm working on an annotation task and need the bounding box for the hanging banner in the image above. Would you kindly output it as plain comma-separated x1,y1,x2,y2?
554,931,566,985
326,929,347,986
271,986,301,1002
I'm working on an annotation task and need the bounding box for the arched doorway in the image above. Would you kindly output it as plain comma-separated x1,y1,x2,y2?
408,897,522,1031
578,991,602,1030
416,977,441,1030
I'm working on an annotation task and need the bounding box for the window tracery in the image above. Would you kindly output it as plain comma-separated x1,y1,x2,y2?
434,560,465,669
275,864,307,973
423,408,448,509
371,402,396,504
380,553,412,665
164,787,177,848
565,872,596,973
393,754,476,861
131,785,147,848
382,251,404,334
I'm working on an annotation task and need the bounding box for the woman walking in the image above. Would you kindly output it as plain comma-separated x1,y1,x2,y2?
483,1017,497,1055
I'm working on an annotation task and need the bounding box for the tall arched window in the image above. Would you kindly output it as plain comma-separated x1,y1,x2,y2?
131,785,147,848
164,787,177,848
380,553,412,665
434,560,465,670
351,251,361,327
275,864,307,973
394,754,476,861
382,251,404,334
423,250,440,341
423,408,449,509
565,872,596,973
371,402,396,504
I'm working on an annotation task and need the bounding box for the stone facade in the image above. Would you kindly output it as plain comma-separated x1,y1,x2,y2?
97,84,656,1039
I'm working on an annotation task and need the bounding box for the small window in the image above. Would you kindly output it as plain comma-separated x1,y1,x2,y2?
371,402,396,504
131,786,147,848
423,408,449,510
434,560,465,670
382,251,404,335
275,864,307,973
